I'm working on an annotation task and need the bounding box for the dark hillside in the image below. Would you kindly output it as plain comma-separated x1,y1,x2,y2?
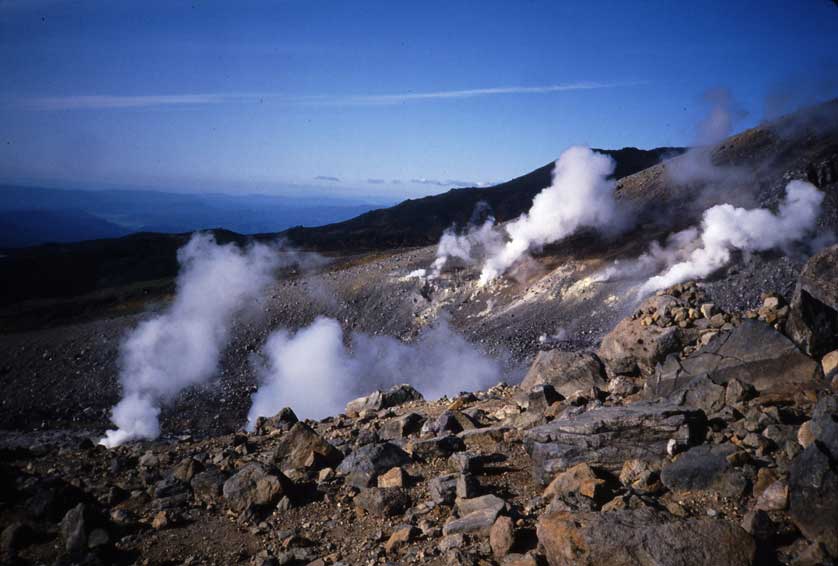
0,147,679,308
281,147,682,251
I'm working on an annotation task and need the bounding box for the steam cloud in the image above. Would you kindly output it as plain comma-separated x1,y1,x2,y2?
427,217,503,278
478,146,622,285
667,89,748,186
100,234,280,447
247,316,504,425
636,180,824,295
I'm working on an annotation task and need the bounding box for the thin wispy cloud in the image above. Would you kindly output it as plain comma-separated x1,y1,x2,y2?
18,81,641,111
24,94,250,110
301,81,632,106
314,175,341,182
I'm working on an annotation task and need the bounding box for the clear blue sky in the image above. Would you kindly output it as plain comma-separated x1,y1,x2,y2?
1,0,836,200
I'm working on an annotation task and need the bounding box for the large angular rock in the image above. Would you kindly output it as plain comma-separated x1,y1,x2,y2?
424,410,477,435
273,422,343,472
380,412,426,440
345,384,423,416
222,463,290,513
443,495,508,536
429,474,459,505
810,395,838,459
649,320,820,395
254,407,298,435
537,508,755,566
786,244,838,357
520,350,607,397
789,442,838,555
408,434,465,460
524,402,705,484
336,442,412,488
353,487,410,517
598,317,681,376
60,503,90,555
660,444,747,498
665,374,726,414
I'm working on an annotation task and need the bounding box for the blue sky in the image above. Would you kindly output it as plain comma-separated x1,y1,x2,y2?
0,0,836,201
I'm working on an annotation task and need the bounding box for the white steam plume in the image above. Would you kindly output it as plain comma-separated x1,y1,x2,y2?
247,316,504,425
428,218,503,278
593,228,701,283
639,180,824,295
479,146,621,285
100,233,280,447
666,89,750,189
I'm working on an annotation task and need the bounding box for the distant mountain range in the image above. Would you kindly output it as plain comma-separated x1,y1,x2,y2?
0,186,383,248
281,147,685,250
0,146,682,308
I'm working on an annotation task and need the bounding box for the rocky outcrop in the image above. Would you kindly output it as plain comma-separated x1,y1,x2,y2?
789,395,838,555
649,320,821,395
222,463,290,513
272,422,343,472
787,243,838,357
537,508,755,566
598,317,681,376
660,443,747,497
524,402,705,483
520,350,607,397
344,384,423,417
336,442,411,488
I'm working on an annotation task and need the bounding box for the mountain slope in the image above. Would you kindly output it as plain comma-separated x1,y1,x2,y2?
0,209,131,248
0,147,681,309
281,147,683,251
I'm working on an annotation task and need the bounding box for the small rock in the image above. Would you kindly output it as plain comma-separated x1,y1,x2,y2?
353,487,410,517
384,525,419,554
429,474,458,505
60,503,89,555
377,466,405,488
755,480,788,511
489,516,515,559
151,510,171,530
543,463,606,502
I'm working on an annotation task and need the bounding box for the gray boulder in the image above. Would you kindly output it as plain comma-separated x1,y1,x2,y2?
809,394,838,460
345,384,423,416
598,317,681,376
191,468,225,504
789,443,838,556
537,508,755,566
666,374,726,414
443,495,507,536
409,434,465,460
336,442,411,488
273,422,343,472
254,407,298,435
222,463,290,513
649,320,820,395
786,243,838,357
59,503,90,555
429,474,459,505
524,402,705,484
353,487,410,517
660,444,747,498
380,412,426,439
520,350,607,397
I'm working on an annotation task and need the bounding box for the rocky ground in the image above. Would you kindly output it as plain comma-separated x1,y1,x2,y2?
2,243,837,566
